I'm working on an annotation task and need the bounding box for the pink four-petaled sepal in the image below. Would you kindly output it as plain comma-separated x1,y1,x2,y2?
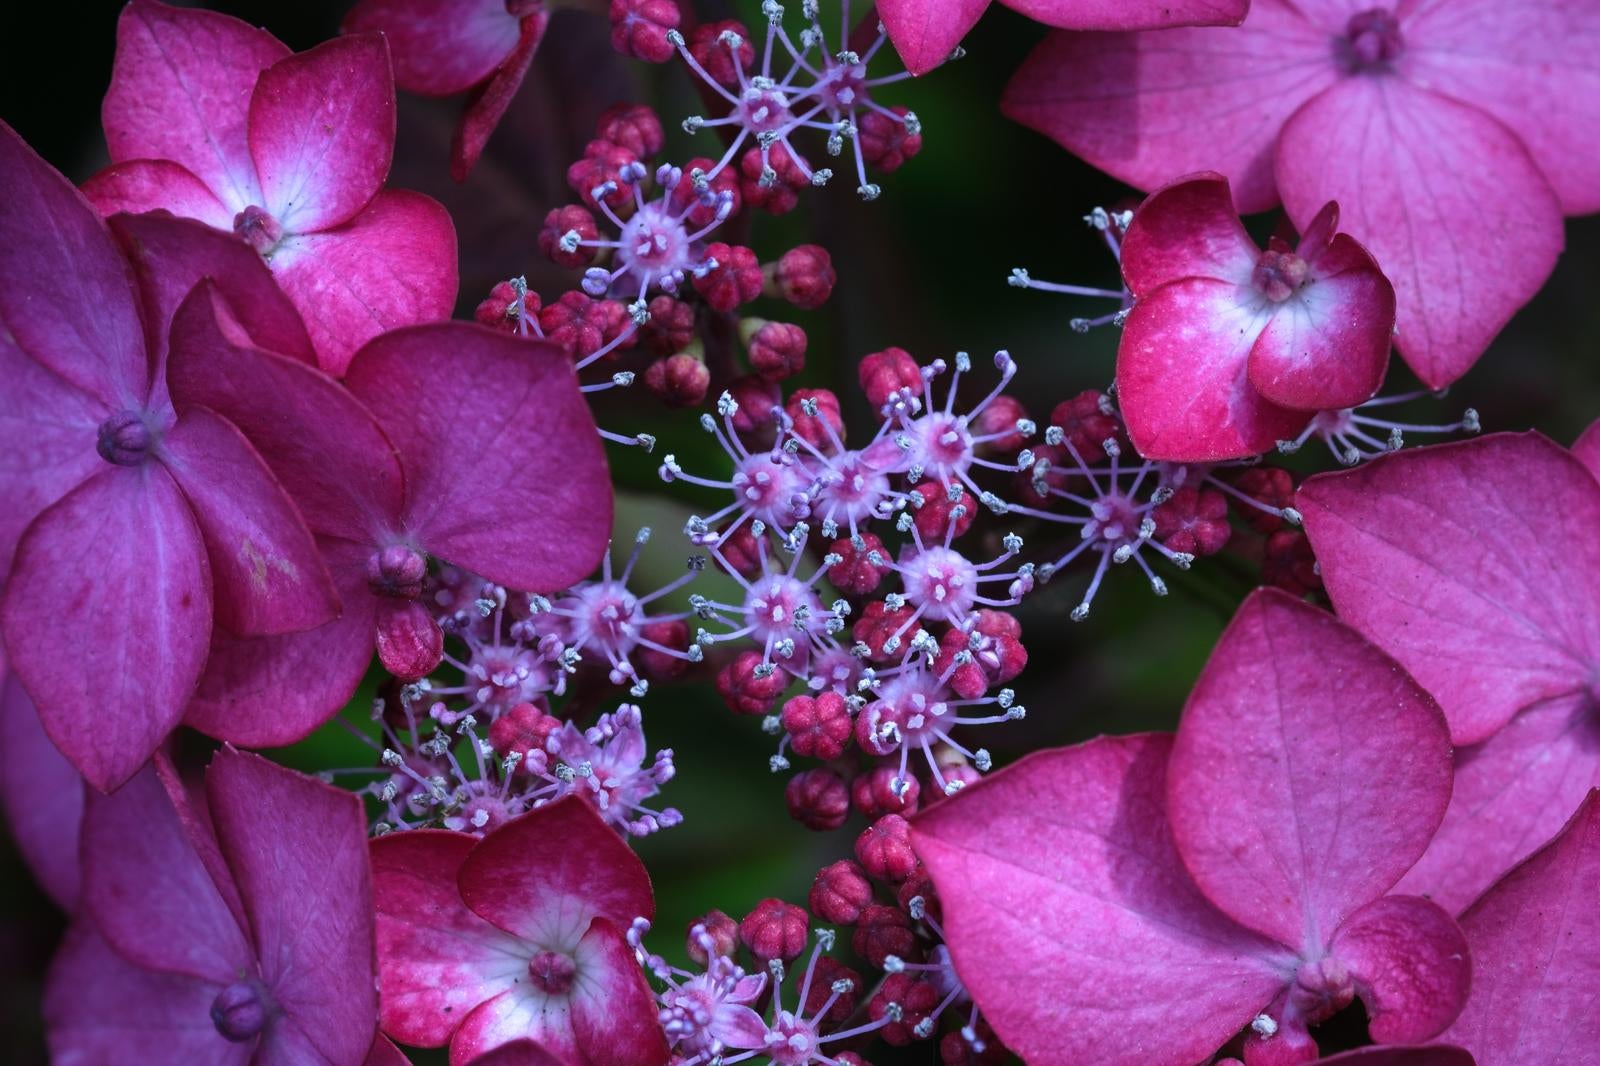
43,748,378,1063
911,589,1470,1066
1116,172,1395,462
86,0,458,372
371,795,670,1065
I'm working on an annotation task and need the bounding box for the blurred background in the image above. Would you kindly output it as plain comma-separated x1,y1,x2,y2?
3,0,1597,1060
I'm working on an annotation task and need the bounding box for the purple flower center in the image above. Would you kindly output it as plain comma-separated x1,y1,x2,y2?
210,980,271,1042
96,411,154,466
527,949,578,994
367,545,429,599
901,546,978,622
1253,249,1310,302
739,84,793,134
233,205,286,257
1344,8,1405,70
618,200,693,274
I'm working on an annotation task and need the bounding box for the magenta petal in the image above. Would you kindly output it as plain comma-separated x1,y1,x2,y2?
80,159,236,231
1575,418,1600,481
344,0,522,97
109,211,314,370
879,0,991,77
0,672,83,910
1274,78,1563,389
271,189,459,375
1330,896,1470,1044
0,332,106,579
82,758,251,980
1167,590,1453,950
161,406,336,637
460,1038,567,1066
1118,276,1310,461
372,829,528,1049
44,922,249,1066
910,734,1288,1066
166,282,404,541
1001,12,1337,215
452,13,547,183
2,466,212,792
1297,433,1600,745
1396,692,1600,917
1437,790,1600,1063
568,918,670,1066
206,747,378,1065
0,120,149,407
344,323,610,591
103,0,288,212
186,539,377,747
459,796,655,940
1403,0,1600,215
1247,233,1394,411
1004,0,1247,30
249,35,397,233
1120,173,1258,295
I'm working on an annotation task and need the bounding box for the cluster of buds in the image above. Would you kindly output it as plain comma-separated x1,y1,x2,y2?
671,0,926,202
474,103,841,432
630,832,1003,1066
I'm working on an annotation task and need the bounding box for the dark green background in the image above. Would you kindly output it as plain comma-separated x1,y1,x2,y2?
3,0,1597,1060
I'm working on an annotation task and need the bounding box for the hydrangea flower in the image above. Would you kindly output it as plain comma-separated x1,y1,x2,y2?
165,298,612,743
1435,790,1599,1064
371,795,668,1064
913,590,1467,1065
879,0,1248,76
1298,432,1600,913
0,121,336,791
45,748,377,1063
1116,173,1395,462
1004,0,1599,389
342,0,551,180
83,0,458,372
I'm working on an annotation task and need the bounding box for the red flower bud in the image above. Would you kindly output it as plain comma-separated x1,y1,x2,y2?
858,106,922,173
537,205,599,269
595,103,664,158
739,898,808,963
773,245,836,310
786,768,850,831
748,321,807,381
851,766,920,820
644,353,710,408
686,909,738,965
809,860,874,925
716,650,787,715
694,243,762,312
856,814,918,883
609,0,680,63
688,20,754,88
781,692,852,760
859,347,921,412
827,531,889,596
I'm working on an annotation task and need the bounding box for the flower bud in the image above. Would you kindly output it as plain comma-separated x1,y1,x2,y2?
810,860,874,925
693,243,762,312
609,0,681,63
859,347,921,412
772,245,835,310
715,650,787,714
644,354,710,408
686,909,738,965
827,531,889,596
739,897,808,963
856,815,919,883
595,103,664,157
538,205,599,269
786,768,849,831
781,692,852,760
747,321,807,381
